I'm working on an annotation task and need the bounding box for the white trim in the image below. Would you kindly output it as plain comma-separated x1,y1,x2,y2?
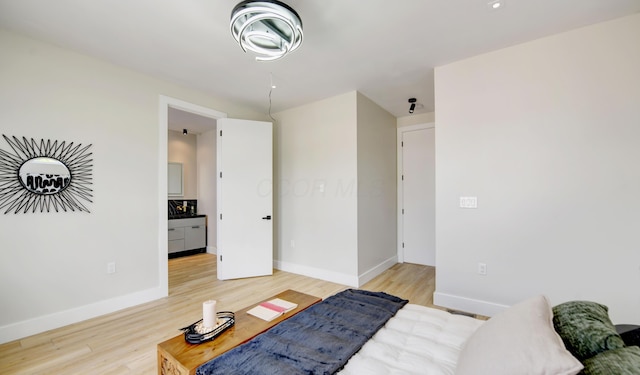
358,255,397,286
158,96,170,298
206,245,217,254
274,257,396,288
0,287,164,344
158,95,227,295
396,122,435,263
274,260,359,287
433,291,509,317
162,96,227,120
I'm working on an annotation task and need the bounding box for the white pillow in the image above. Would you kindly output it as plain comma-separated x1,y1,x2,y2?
455,295,583,375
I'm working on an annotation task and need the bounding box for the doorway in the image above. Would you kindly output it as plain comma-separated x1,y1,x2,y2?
167,108,218,254
158,96,227,295
397,123,436,266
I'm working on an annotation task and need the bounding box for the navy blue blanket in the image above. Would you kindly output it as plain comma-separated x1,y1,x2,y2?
196,289,408,375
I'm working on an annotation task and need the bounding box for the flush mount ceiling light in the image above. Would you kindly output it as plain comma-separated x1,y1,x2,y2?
230,0,304,62
487,0,505,10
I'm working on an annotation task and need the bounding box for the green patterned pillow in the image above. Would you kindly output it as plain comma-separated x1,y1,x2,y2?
581,346,640,375
552,301,625,361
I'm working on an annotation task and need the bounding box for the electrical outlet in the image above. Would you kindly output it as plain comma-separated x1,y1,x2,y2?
478,262,487,275
107,262,116,274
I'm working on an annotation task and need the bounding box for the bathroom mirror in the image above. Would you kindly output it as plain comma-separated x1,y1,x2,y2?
168,162,184,196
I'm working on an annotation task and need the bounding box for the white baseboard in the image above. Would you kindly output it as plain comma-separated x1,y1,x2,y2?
433,291,509,317
274,256,397,288
274,260,359,287
0,287,165,345
206,246,217,254
358,256,397,286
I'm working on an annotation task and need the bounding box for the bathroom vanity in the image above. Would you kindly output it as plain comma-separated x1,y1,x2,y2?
168,215,206,257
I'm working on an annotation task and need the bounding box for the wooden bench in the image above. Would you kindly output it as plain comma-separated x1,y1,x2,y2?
157,290,321,375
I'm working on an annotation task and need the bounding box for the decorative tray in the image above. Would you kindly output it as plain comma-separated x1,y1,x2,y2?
180,311,235,344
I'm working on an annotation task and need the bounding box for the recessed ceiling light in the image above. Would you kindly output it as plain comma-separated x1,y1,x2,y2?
488,0,504,10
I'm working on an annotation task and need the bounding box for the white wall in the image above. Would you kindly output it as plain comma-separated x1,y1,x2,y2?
273,92,359,285
168,130,197,199
197,129,217,252
433,14,640,323
273,91,397,286
0,29,266,343
397,112,435,128
356,93,397,283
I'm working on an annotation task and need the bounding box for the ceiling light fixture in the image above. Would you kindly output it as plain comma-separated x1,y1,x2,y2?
230,0,304,62
408,98,417,114
488,0,504,10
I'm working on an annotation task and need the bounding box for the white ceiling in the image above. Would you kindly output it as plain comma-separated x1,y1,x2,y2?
1,0,639,122
168,108,217,135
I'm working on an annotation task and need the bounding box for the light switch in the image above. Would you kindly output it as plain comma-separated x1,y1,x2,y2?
459,196,478,208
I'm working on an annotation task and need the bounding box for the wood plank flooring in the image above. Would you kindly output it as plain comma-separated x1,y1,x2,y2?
0,254,437,374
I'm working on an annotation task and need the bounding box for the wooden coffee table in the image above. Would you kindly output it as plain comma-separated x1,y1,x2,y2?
157,290,321,375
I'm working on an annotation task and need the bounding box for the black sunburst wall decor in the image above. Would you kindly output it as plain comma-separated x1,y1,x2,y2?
0,135,93,214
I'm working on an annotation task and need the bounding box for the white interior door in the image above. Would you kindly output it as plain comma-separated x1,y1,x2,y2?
401,127,435,266
217,118,273,280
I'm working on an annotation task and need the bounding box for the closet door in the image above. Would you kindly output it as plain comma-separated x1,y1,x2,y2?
401,126,435,266
217,118,273,280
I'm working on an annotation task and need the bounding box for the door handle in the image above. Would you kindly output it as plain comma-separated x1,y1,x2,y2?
262,215,272,220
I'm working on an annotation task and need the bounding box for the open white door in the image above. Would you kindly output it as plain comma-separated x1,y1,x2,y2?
217,118,273,280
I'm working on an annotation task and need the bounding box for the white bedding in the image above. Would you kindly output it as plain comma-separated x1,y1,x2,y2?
338,304,485,375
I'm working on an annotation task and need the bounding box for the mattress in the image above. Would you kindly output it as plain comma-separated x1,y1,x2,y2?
338,304,485,375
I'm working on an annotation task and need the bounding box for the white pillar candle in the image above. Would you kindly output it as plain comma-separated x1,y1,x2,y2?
203,300,217,328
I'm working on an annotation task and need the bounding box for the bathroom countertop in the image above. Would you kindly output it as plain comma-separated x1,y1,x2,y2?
168,214,206,220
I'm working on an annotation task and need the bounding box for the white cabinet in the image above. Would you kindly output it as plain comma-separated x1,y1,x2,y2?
185,224,206,250
168,226,185,253
168,216,206,255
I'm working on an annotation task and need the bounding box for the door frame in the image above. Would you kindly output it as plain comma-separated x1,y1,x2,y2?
396,122,435,263
158,95,227,295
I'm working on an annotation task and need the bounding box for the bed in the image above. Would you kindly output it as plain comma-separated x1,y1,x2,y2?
337,303,482,375
195,289,640,375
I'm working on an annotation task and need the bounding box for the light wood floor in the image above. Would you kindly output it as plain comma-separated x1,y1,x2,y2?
0,254,436,374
